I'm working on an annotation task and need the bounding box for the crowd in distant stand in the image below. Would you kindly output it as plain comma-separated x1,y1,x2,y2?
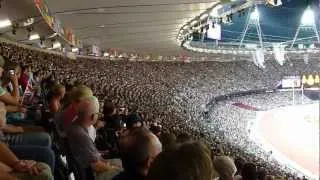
0,40,318,180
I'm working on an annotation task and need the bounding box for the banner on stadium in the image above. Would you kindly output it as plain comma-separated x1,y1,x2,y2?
207,20,221,40
252,49,265,68
34,0,54,28
273,44,286,65
21,80,34,105
64,27,75,45
35,0,78,46
53,17,64,35
302,74,320,87
92,45,101,56
218,0,246,15
232,102,260,111
281,76,301,88
75,38,83,48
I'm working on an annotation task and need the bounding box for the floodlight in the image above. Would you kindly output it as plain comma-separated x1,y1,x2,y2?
71,47,79,52
22,18,35,27
307,74,315,86
301,7,315,26
0,19,12,28
29,33,40,40
250,8,259,20
48,33,58,38
302,75,307,84
52,41,61,49
315,75,320,84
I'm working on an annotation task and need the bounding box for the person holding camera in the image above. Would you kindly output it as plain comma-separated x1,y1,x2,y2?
0,56,54,170
0,60,43,129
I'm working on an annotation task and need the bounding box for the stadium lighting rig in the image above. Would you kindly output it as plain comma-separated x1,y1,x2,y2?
239,6,263,49
250,8,259,20
291,6,320,48
179,1,320,67
11,22,19,35
52,41,61,49
301,7,315,26
71,47,79,53
29,33,40,41
0,19,11,29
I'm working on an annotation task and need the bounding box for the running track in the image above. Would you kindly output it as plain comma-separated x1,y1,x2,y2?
259,110,319,178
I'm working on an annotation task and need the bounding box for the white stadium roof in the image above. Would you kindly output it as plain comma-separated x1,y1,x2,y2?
45,0,218,55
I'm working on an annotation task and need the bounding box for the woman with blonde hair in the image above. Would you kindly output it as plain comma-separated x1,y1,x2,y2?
54,85,93,136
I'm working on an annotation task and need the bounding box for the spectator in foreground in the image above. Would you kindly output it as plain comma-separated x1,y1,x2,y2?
242,163,258,180
234,157,246,180
103,101,118,129
19,65,30,92
0,57,52,149
147,141,214,180
0,101,53,179
95,101,122,158
2,61,22,100
0,57,24,115
48,84,65,114
213,156,237,180
55,85,93,136
149,123,161,137
66,96,122,180
0,141,53,180
159,132,176,151
125,113,143,129
113,127,162,180
176,132,192,143
0,101,55,172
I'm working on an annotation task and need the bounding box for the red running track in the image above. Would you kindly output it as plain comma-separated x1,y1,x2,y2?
258,108,319,178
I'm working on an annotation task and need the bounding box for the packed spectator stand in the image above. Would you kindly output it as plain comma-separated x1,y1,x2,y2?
0,40,318,180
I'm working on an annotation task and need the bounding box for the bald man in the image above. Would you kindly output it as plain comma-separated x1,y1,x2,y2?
66,96,121,180
112,127,162,180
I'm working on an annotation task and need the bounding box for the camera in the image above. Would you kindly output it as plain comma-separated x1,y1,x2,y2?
8,70,15,75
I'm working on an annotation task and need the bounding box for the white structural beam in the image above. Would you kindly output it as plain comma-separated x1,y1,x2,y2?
217,0,265,18
290,24,320,48
239,6,264,49
291,7,320,48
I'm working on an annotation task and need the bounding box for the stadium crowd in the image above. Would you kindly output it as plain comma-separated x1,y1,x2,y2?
0,40,318,180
